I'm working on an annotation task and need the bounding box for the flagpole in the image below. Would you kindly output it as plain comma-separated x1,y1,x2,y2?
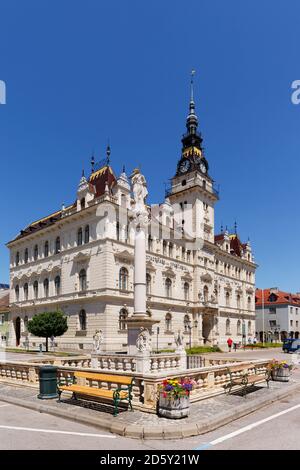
262,288,265,345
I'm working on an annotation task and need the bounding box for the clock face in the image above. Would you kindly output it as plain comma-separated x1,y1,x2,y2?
199,161,207,174
179,159,190,174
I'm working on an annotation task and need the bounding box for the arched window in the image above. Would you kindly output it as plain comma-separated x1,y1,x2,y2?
148,235,153,252
79,310,86,331
184,282,190,301
79,269,87,291
247,296,251,311
203,285,209,302
187,250,191,262
226,291,230,307
237,294,241,309
24,315,29,332
15,285,19,302
119,309,128,330
169,243,173,257
24,248,28,264
44,241,49,258
33,281,39,299
248,320,252,335
23,283,28,301
55,237,61,254
237,319,241,335
80,198,85,210
54,275,61,296
16,252,20,266
165,278,172,298
43,278,49,298
119,267,128,291
163,240,167,255
182,247,186,261
121,194,126,208
165,313,172,332
146,273,151,295
184,314,190,332
202,180,206,190
33,244,38,261
116,221,120,241
84,225,90,244
77,228,83,246
226,318,231,335
214,317,219,334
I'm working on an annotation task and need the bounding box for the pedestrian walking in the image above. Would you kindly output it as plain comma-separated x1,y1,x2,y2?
233,342,237,352
227,337,233,352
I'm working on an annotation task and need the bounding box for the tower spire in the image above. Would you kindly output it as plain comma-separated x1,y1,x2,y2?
181,70,203,152
190,69,195,103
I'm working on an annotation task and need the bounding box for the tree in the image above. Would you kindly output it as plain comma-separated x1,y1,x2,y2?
27,310,68,352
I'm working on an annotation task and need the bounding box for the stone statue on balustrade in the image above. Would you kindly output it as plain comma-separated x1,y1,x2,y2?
92,329,104,353
174,330,185,351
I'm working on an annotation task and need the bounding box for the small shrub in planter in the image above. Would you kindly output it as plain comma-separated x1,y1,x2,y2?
158,378,196,419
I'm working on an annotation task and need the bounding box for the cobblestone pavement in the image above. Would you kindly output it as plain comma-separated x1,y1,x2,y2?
0,372,299,428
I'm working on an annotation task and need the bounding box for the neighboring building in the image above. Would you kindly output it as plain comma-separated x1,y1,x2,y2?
7,84,256,351
0,286,9,346
255,287,300,341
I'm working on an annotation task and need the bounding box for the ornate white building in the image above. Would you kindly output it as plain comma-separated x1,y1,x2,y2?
7,85,256,351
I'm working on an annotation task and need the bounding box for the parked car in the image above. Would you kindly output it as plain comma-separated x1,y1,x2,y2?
282,338,300,353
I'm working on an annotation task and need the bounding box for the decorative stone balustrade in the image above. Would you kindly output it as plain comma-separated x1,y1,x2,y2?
0,359,270,412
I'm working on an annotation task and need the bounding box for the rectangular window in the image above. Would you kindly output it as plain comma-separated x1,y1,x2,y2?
269,307,276,314
290,320,293,326
296,321,299,327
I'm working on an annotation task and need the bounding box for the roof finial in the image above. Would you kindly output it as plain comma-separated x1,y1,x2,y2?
82,168,85,177
122,164,125,173
220,222,224,233
234,220,237,234
190,69,195,103
106,141,111,165
91,151,95,173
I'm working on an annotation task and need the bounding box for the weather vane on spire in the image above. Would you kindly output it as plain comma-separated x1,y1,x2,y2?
190,69,196,101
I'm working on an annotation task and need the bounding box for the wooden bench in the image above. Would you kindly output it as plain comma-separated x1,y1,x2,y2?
225,364,271,397
57,371,134,416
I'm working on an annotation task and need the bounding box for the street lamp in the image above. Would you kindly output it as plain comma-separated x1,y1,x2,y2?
187,320,192,350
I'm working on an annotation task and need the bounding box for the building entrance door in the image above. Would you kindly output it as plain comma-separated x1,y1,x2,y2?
202,314,212,344
15,317,21,346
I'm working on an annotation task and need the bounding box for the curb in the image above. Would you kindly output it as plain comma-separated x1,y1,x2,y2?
0,383,299,440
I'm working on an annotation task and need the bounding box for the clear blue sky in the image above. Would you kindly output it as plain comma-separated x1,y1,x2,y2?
1,0,300,291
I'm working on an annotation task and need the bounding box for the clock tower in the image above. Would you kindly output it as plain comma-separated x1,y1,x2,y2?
167,72,218,244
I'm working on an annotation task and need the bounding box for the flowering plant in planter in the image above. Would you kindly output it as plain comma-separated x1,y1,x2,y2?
158,377,196,418
267,359,293,371
159,377,196,399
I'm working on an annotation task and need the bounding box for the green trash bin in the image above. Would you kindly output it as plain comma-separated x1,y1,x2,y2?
38,365,58,399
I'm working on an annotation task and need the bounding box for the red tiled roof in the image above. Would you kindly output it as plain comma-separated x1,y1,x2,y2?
214,233,246,258
9,165,117,243
89,165,116,198
256,288,300,307
0,293,9,313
